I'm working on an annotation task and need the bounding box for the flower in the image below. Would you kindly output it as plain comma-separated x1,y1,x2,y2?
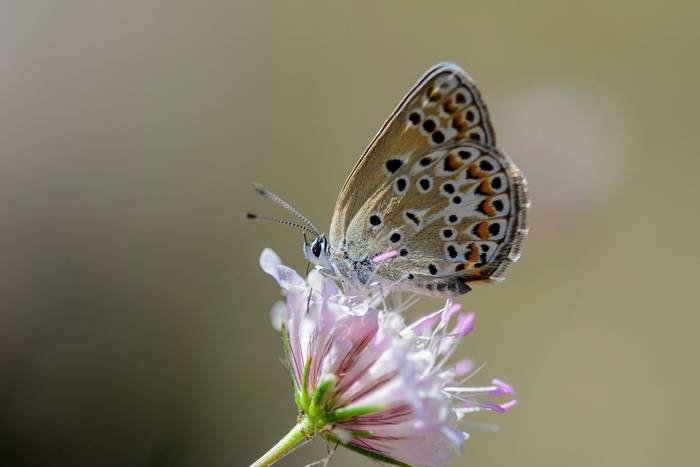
256,249,516,467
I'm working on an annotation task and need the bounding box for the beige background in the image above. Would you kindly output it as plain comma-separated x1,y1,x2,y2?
1,1,699,466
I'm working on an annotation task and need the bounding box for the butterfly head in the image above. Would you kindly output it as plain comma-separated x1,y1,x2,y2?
303,234,333,270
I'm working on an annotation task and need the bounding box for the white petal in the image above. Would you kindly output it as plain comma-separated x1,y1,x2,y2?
259,248,281,276
270,301,288,331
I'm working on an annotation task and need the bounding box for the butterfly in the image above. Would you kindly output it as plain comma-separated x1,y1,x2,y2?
249,62,529,297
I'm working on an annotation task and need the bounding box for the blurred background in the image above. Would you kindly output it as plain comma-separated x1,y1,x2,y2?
1,1,699,466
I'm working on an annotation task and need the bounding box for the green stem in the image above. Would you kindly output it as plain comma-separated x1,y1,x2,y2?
250,419,312,467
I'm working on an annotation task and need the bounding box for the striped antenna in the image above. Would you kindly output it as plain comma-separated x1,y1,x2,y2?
245,213,318,236
251,183,321,236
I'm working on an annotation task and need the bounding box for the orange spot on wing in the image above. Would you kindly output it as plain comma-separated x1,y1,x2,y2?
480,199,496,217
427,86,442,102
445,154,464,171
478,180,494,195
443,101,456,114
452,118,469,133
467,243,481,261
468,164,486,179
477,223,490,240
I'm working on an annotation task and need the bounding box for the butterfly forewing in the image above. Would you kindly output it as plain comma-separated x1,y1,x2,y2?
331,63,495,241
329,63,528,296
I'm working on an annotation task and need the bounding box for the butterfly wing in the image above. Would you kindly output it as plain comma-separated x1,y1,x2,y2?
331,63,495,242
329,63,529,296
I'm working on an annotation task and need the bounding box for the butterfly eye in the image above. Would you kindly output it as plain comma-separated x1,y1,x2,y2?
312,241,322,258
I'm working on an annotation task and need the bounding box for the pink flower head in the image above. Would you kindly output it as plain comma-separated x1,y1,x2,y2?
261,249,516,467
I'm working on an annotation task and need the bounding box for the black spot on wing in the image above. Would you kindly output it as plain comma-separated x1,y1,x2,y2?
396,178,407,192
404,211,421,226
447,245,458,258
386,159,403,173
479,160,494,171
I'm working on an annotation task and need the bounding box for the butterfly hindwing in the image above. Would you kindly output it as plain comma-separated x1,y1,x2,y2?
339,142,528,295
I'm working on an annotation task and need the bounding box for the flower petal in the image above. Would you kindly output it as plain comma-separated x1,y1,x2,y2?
260,248,516,467
270,301,288,331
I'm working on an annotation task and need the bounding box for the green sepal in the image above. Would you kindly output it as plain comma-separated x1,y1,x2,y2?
300,355,312,411
323,404,384,423
322,433,411,467
279,325,302,409
309,375,337,418
279,325,297,389
294,390,303,413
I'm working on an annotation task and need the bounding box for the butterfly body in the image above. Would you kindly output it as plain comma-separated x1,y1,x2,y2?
293,63,528,297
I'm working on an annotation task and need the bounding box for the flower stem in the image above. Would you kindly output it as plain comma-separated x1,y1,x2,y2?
250,419,311,467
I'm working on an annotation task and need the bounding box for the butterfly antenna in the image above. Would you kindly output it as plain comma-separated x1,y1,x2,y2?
245,213,317,235
252,183,321,236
